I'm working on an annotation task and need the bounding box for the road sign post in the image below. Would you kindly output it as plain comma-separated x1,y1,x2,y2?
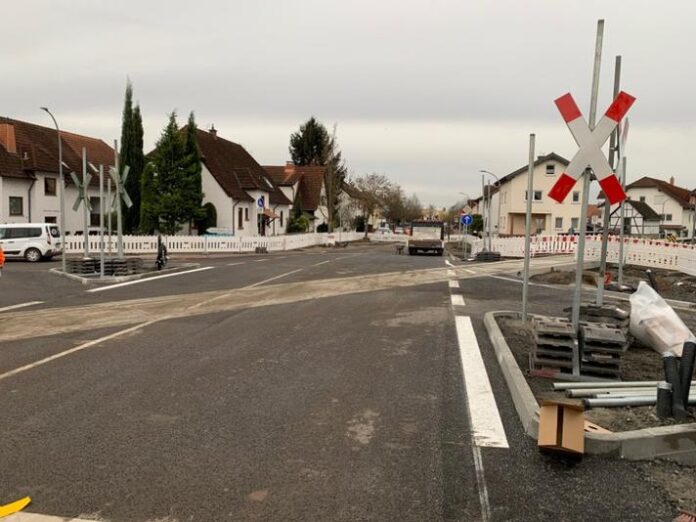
522,133,535,322
99,165,105,278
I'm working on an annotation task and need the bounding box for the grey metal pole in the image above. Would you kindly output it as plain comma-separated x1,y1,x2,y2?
618,156,628,285
107,177,112,256
41,107,67,273
487,179,492,251
99,165,105,279
522,133,536,322
571,19,604,333
481,174,487,251
597,55,622,305
114,139,123,258
82,147,89,258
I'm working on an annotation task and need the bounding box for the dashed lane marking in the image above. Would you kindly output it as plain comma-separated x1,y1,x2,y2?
0,301,44,313
86,267,215,293
244,268,304,288
448,280,459,289
254,259,270,263
226,262,245,267
463,268,476,274
312,260,331,267
450,294,465,306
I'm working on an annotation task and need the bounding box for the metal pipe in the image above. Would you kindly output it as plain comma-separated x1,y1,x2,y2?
565,386,690,398
680,341,696,407
592,386,696,398
584,395,696,409
554,380,660,390
522,134,535,322
664,351,687,420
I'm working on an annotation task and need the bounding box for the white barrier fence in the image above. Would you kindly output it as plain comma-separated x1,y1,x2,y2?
465,234,696,275
64,231,365,255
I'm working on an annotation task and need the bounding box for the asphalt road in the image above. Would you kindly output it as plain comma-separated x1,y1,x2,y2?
0,243,678,521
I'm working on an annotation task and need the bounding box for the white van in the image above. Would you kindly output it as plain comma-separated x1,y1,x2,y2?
0,223,62,262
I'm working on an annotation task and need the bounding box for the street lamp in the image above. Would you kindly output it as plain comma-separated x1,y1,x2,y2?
480,169,502,250
41,107,67,274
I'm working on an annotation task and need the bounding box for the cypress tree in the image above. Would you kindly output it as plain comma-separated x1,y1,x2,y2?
119,81,145,234
152,112,187,235
182,112,205,232
139,162,158,234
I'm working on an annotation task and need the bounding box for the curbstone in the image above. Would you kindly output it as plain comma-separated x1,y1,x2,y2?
50,263,201,285
484,310,696,464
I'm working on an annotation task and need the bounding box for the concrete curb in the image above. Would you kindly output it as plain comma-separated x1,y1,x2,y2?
484,310,696,464
50,263,201,286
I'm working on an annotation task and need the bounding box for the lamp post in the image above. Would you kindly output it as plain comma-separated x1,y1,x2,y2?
480,169,501,250
40,107,67,274
690,191,696,245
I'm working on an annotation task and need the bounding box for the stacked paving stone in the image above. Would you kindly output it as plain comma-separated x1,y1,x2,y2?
578,304,630,332
66,257,144,276
532,317,577,373
578,323,628,378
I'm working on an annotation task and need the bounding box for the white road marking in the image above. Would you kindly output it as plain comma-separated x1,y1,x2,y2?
0,320,158,383
226,262,245,267
254,258,270,263
447,269,456,278
5,512,96,521
445,260,455,267
244,268,303,288
450,294,466,306
454,316,509,449
0,301,44,313
86,267,214,293
312,260,331,267
471,436,493,521
464,268,476,274
448,280,459,289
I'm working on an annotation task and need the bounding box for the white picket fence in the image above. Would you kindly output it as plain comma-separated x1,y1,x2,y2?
466,234,696,276
64,231,365,255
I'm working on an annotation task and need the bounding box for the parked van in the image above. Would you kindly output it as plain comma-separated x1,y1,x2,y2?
0,223,62,262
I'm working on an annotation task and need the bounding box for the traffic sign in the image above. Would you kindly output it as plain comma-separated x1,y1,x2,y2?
548,91,635,205
257,196,265,208
70,171,92,212
461,214,473,226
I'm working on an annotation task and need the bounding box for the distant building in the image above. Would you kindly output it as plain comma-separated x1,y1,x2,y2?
608,199,661,237
264,163,328,232
0,116,114,233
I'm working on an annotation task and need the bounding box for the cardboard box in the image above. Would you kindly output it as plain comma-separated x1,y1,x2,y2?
538,399,585,454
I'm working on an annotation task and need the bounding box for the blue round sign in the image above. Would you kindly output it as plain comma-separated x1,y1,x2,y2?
257,196,265,208
461,214,473,226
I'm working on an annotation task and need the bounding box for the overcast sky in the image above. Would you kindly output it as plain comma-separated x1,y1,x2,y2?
4,0,695,207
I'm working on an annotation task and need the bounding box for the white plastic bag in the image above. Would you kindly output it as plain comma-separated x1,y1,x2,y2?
629,281,694,356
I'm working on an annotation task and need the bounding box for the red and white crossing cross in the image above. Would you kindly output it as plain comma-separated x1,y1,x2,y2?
548,91,636,205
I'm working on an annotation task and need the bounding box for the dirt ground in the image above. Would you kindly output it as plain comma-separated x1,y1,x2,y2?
498,317,696,432
531,264,696,303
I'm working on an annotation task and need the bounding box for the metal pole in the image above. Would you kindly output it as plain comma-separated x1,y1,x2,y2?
522,133,536,322
82,147,89,258
481,174,487,251
597,55,621,305
107,177,112,256
41,108,67,273
618,156,628,285
571,19,604,333
99,165,105,279
114,139,123,258
487,180,493,251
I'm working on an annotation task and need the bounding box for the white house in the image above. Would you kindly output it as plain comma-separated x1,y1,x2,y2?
263,163,330,232
617,176,695,239
0,117,115,234
195,128,292,236
484,153,591,235
607,199,661,237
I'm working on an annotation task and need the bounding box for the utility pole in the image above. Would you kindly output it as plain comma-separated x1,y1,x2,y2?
82,148,89,258
114,139,123,258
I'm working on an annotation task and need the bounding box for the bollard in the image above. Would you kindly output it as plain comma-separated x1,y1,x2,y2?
663,352,687,420
681,341,696,408
656,381,672,419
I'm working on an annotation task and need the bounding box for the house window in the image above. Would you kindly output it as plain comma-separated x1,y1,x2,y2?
525,190,542,201
660,214,673,222
546,164,555,176
89,197,101,227
571,217,579,230
238,208,244,230
45,216,57,224
555,217,563,229
572,191,580,203
245,208,249,221
280,210,284,227
44,177,57,196
9,196,23,216
639,196,646,203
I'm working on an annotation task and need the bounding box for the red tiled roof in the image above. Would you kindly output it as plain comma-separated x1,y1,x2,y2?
625,176,693,209
263,164,326,211
195,130,290,206
0,116,114,186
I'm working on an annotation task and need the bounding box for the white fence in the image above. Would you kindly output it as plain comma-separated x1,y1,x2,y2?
64,231,365,255
466,234,696,275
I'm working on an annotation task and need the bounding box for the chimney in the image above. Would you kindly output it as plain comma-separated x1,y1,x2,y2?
284,161,294,175
209,124,217,138
0,123,17,154
669,176,675,185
